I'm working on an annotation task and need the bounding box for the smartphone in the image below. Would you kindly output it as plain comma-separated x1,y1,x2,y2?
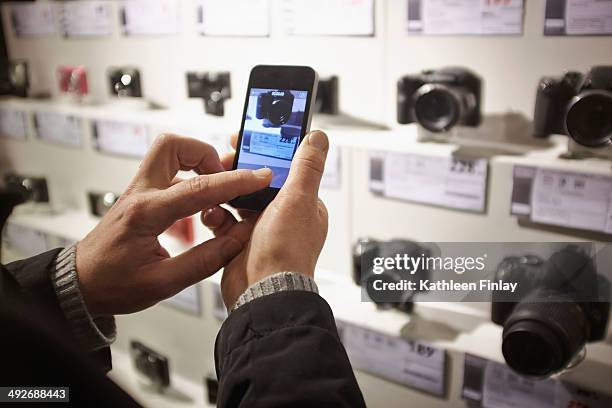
230,65,318,211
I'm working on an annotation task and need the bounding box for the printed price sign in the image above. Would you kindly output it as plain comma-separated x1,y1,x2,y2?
163,285,201,315
321,146,342,189
407,0,524,35
372,151,488,213
10,3,59,37
121,0,180,36
510,165,612,235
35,112,83,147
0,109,27,140
283,0,375,36
337,320,446,396
249,132,296,160
196,0,270,36
93,120,151,158
61,1,112,37
544,0,612,36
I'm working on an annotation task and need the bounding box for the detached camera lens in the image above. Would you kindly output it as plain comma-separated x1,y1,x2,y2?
566,91,612,148
268,99,292,126
414,85,460,132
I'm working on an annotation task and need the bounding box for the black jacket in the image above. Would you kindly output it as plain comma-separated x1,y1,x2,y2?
0,251,365,407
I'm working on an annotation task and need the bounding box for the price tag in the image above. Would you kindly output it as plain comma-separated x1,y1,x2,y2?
121,0,180,36
3,224,49,258
544,0,612,36
61,1,112,37
321,146,342,189
337,320,446,396
93,120,152,158
10,3,59,37
196,0,270,36
163,285,201,315
0,109,28,140
407,0,524,35
283,0,374,36
35,112,83,147
378,151,488,213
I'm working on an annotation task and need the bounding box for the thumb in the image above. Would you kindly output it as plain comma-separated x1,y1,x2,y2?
281,130,329,198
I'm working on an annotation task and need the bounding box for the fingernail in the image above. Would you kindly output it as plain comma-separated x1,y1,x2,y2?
307,131,329,151
253,167,273,179
220,237,243,261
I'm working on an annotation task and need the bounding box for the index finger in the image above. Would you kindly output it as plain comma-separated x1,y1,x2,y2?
134,133,225,189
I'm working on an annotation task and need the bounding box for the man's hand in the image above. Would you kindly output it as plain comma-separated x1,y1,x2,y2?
203,131,329,308
76,133,273,317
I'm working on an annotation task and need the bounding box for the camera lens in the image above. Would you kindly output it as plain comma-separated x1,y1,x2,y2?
566,90,612,148
413,85,460,132
501,289,589,377
268,99,293,126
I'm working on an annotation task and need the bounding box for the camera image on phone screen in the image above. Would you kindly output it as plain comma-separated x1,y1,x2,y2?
236,88,309,188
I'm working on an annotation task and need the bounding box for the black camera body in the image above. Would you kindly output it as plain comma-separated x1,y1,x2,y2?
397,67,482,133
4,173,49,203
491,246,610,378
256,90,294,127
0,60,29,98
130,341,170,392
108,67,142,98
186,72,231,116
352,237,430,314
533,66,612,148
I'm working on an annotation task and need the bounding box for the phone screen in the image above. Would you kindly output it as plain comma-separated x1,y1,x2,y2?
235,88,309,188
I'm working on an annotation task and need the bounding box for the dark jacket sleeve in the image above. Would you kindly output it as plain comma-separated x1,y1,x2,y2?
1,251,112,372
215,291,366,408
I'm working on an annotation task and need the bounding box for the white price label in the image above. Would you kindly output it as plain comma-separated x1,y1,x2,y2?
93,120,151,158
408,0,524,35
321,146,342,189
121,0,180,36
0,109,28,140
566,0,612,35
3,224,49,258
531,169,612,234
337,320,446,396
382,152,488,212
283,0,374,36
61,1,112,37
35,112,83,147
196,0,270,36
10,3,59,37
163,285,201,315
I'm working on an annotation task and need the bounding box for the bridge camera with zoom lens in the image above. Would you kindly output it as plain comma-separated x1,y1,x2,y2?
256,90,294,128
397,67,482,133
491,246,610,378
533,66,612,148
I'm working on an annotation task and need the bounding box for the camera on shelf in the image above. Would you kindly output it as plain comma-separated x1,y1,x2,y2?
0,60,29,97
352,237,431,314
108,67,142,98
4,173,49,203
256,90,295,128
57,65,88,99
533,66,612,149
87,192,118,217
397,67,482,133
130,340,170,392
491,246,610,378
315,76,339,115
186,71,231,116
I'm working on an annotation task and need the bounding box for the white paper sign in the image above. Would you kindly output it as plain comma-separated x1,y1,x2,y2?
10,3,59,37
381,152,488,213
337,320,446,396
545,0,612,35
163,285,201,315
93,120,151,157
0,109,28,140
531,168,612,234
482,360,558,408
408,0,524,35
196,0,270,36
121,0,180,36
283,0,374,36
35,112,83,147
321,145,341,189
61,1,112,37
212,283,228,321
3,223,49,258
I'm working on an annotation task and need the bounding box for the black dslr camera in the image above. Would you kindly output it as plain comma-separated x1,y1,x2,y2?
397,67,482,133
533,66,612,148
186,72,231,116
491,246,610,378
108,67,142,98
256,90,294,127
352,238,430,314
0,60,29,98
